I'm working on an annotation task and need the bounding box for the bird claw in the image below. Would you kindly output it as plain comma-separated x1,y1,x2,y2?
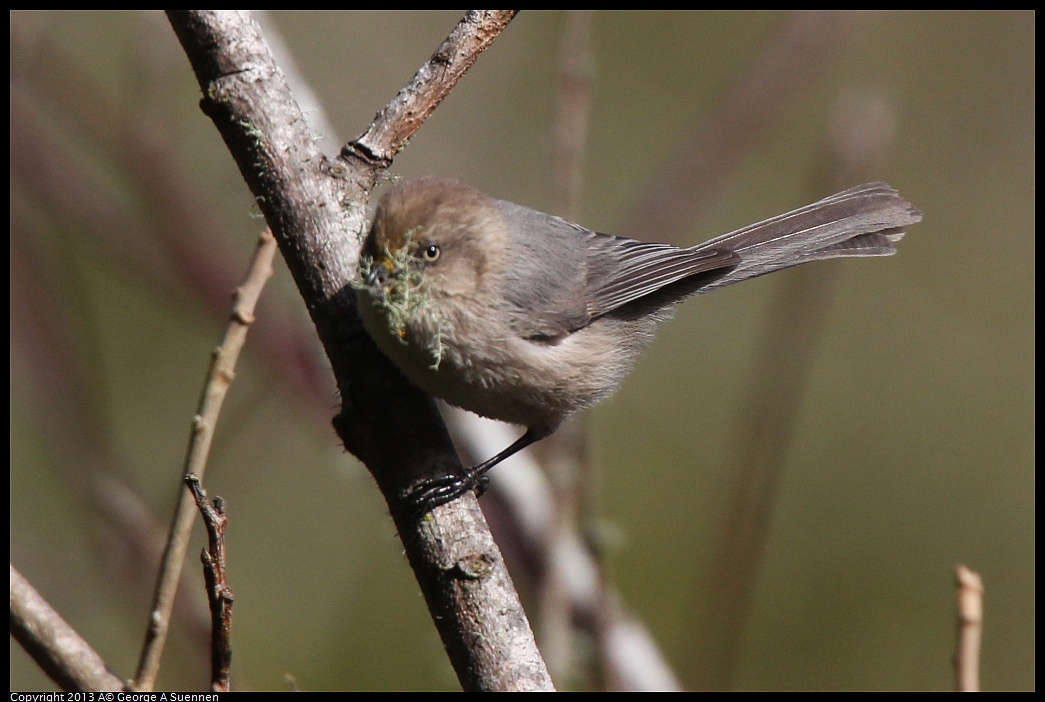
403,470,488,518
398,429,538,518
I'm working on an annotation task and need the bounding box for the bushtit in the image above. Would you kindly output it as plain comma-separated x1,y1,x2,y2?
357,177,921,512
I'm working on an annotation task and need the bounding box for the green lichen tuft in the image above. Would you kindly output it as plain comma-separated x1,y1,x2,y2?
355,228,448,369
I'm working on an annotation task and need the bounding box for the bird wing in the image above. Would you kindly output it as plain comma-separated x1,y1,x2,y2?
583,233,739,319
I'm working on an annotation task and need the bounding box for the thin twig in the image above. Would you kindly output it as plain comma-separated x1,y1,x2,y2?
186,474,235,693
344,10,519,166
955,564,983,692
133,229,276,690
10,563,126,692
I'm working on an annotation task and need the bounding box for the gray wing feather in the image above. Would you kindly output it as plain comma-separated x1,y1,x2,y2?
584,235,739,318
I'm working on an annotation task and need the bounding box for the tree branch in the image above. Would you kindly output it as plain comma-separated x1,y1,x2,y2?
10,564,125,692
344,10,519,166
166,10,553,691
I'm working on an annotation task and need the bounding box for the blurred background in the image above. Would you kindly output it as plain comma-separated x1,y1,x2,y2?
10,11,1033,691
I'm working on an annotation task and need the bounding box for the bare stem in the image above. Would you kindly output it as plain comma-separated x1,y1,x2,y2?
344,10,519,166
186,475,235,693
133,229,276,690
954,564,983,692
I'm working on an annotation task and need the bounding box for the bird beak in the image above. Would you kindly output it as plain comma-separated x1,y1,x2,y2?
364,252,403,298
365,259,386,289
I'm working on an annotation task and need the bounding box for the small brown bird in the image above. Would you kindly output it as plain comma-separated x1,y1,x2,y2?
357,178,921,512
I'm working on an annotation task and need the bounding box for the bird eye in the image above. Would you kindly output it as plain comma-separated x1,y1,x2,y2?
421,244,441,262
